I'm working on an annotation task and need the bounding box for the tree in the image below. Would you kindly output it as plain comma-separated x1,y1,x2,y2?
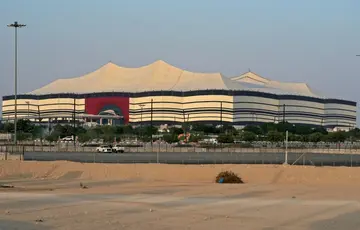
169,127,184,136
259,123,277,134
4,123,14,133
17,132,32,141
217,134,234,143
240,131,257,142
267,131,284,142
222,124,237,135
102,133,114,143
192,124,220,134
163,134,178,143
326,131,347,142
308,132,323,142
32,126,43,139
17,119,34,133
292,124,313,135
52,124,75,138
115,126,124,135
312,126,328,135
189,133,203,142
144,126,157,137
45,133,59,142
123,125,134,134
347,128,360,140
75,126,87,135
243,125,262,135
288,133,303,142
77,132,91,143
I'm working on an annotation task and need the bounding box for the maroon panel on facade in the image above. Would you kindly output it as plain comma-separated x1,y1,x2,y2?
85,97,130,123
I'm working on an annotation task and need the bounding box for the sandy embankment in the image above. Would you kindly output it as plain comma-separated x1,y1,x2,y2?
1,160,360,186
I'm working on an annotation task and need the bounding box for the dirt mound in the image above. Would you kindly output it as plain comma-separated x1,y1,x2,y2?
1,161,360,185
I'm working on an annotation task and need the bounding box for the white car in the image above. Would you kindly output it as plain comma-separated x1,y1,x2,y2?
96,145,113,153
112,145,125,153
61,136,74,142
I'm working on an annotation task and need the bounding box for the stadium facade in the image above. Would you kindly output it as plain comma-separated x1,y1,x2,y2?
1,60,357,128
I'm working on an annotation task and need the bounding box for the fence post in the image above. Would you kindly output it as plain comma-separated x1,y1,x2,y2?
5,146,8,160
303,154,305,166
22,145,25,161
157,148,159,164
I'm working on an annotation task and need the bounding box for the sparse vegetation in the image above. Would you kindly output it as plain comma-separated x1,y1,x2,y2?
79,182,88,189
216,171,244,184
1,119,358,145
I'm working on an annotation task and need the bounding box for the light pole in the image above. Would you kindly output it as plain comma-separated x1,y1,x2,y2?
7,21,26,145
25,101,30,119
150,99,153,146
139,104,145,138
139,104,145,125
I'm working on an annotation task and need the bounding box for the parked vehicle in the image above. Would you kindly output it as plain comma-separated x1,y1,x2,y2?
96,145,113,153
61,136,74,142
112,145,125,153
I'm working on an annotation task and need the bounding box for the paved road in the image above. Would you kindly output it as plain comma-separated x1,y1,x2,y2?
23,151,360,167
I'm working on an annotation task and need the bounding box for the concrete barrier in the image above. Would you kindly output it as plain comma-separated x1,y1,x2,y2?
0,152,22,161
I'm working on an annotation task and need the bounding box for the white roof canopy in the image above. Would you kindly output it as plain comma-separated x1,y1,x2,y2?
29,60,322,98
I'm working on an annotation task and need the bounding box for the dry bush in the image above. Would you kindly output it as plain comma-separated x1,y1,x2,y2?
216,171,244,184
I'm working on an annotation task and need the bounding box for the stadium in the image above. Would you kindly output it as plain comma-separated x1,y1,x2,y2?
1,60,357,128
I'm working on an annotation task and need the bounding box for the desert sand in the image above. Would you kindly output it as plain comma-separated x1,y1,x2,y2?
1,161,360,230
2,160,360,185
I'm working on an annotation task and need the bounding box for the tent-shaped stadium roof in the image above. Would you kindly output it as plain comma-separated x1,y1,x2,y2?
231,72,322,98
29,60,322,98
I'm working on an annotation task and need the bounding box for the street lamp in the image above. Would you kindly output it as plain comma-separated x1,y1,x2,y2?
7,21,26,145
139,104,145,138
139,104,145,125
25,101,29,120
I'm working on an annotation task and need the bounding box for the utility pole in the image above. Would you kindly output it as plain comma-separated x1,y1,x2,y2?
25,101,30,120
73,98,76,129
37,105,42,146
150,99,153,146
139,104,145,139
282,104,286,123
73,98,76,146
220,101,223,129
7,21,26,145
182,109,186,137
284,130,288,165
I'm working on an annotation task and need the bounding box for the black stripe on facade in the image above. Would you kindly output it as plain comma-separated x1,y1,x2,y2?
4,107,356,121
3,90,356,106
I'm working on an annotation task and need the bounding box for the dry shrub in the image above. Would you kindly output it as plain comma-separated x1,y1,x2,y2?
216,171,244,184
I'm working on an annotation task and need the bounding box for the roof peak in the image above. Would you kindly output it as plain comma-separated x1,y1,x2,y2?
231,71,270,85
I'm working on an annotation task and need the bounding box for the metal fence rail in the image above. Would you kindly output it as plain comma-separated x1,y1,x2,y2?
18,151,360,167
2,143,360,154
2,143,360,167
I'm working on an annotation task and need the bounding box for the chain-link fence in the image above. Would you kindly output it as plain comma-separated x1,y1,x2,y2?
1,143,360,167
2,142,360,153
17,150,360,167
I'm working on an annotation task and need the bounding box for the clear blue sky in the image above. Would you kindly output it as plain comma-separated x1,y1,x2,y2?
1,0,360,107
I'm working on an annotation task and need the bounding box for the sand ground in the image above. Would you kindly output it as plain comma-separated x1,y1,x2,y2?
1,161,360,230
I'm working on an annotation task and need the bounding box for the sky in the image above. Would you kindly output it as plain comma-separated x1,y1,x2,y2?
1,0,360,116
